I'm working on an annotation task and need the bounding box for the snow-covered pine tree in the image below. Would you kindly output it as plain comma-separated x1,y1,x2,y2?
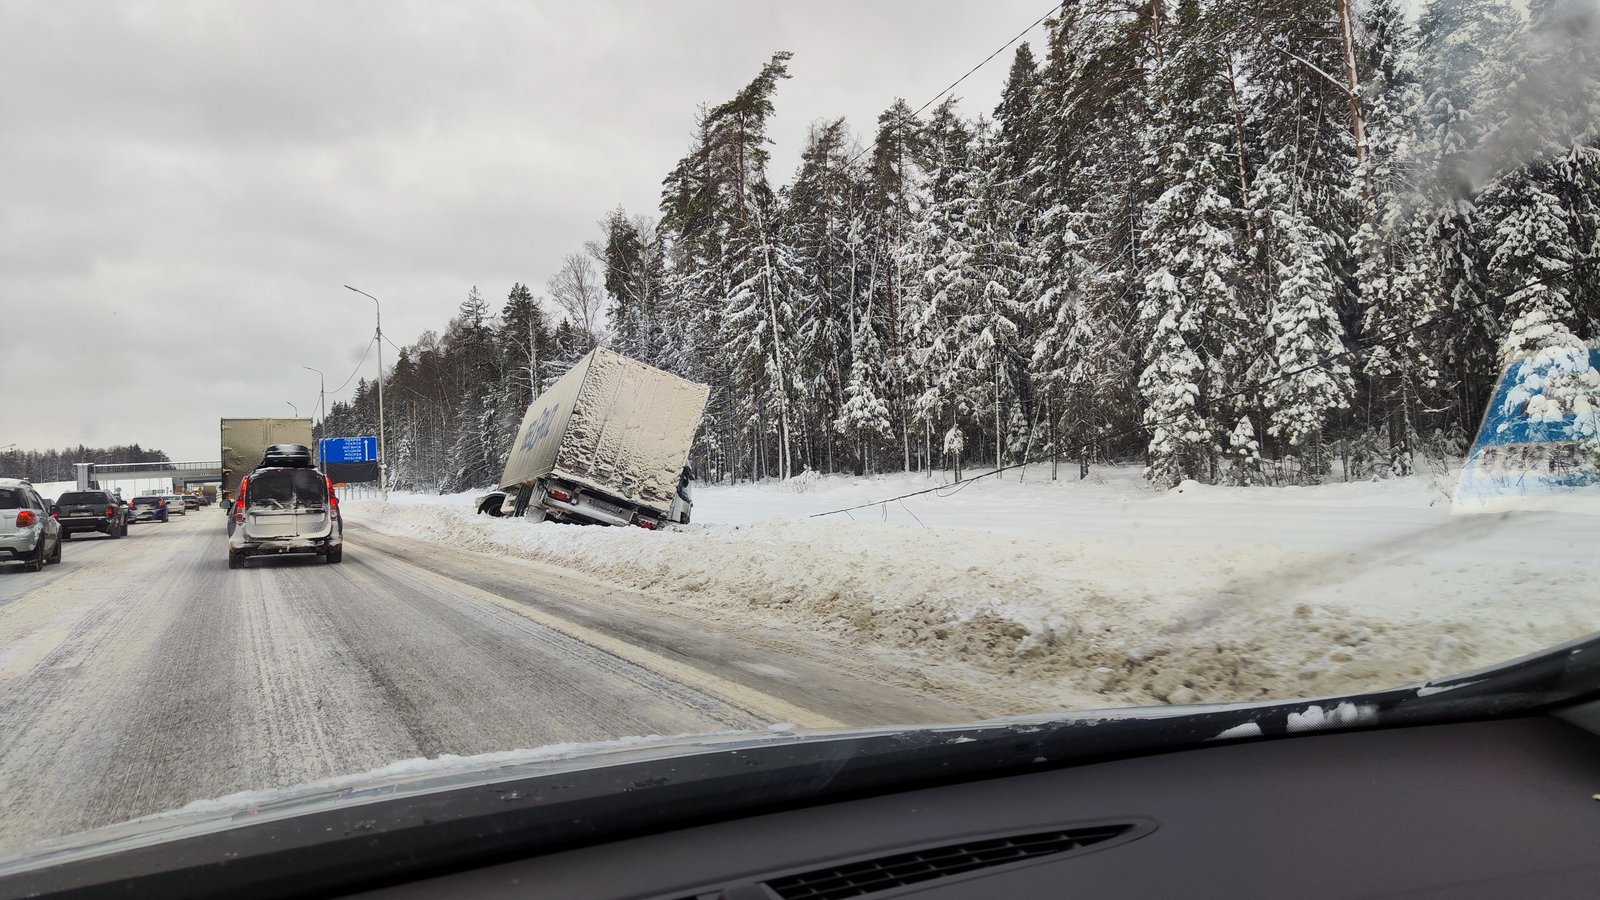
445,287,501,491
865,98,929,472
1025,6,1147,472
1353,0,1440,474
1255,160,1352,482
1415,0,1526,432
783,118,867,472
900,99,971,472
1137,0,1245,487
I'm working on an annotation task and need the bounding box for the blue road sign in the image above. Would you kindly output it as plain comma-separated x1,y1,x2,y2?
321,436,378,465
1455,346,1600,512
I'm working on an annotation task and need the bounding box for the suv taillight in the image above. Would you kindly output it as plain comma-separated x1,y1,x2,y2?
104,506,116,517
548,488,572,503
16,510,37,528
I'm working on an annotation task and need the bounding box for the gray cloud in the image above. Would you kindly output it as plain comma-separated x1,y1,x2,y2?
3,0,1046,460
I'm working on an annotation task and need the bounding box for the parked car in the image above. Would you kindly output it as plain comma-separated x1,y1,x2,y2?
182,495,200,510
53,490,127,540
164,494,187,516
228,447,342,568
129,496,170,523
0,479,63,571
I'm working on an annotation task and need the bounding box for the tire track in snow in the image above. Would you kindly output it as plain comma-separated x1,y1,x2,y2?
0,510,804,858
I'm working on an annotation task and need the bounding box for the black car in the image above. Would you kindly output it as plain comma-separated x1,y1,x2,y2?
128,495,170,524
53,490,128,539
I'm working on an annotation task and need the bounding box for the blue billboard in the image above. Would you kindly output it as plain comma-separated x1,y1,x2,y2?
1455,345,1600,513
321,436,378,465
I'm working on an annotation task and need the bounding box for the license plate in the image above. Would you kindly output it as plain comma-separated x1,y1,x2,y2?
582,497,626,517
71,511,93,517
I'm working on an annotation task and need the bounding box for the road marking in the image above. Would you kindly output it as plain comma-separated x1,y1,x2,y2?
359,544,846,730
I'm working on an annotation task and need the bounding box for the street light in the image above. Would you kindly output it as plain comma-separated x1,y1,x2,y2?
286,401,298,417
303,366,326,472
344,284,388,500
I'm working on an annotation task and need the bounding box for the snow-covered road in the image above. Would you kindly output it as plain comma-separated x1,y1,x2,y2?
0,512,972,857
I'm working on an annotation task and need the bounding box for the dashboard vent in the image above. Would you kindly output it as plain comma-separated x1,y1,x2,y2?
764,824,1136,899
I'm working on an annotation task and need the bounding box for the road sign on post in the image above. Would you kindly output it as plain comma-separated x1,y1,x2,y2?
320,436,378,465
1455,345,1600,514
321,436,380,485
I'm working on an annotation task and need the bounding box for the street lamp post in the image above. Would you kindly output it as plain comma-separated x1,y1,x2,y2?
344,285,388,500
303,366,326,473
286,401,298,417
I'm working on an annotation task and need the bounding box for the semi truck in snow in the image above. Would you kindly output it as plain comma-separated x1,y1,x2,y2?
479,348,709,529
220,417,314,501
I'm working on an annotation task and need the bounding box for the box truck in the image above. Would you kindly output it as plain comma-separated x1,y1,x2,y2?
481,349,709,529
220,418,314,502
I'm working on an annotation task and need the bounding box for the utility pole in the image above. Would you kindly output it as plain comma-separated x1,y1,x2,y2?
345,285,388,500
303,366,326,473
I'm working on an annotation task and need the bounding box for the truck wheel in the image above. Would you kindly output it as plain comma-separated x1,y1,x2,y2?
111,522,124,539
325,545,343,564
228,552,243,570
478,495,503,516
680,510,691,525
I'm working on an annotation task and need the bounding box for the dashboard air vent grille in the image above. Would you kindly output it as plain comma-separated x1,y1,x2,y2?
764,824,1135,899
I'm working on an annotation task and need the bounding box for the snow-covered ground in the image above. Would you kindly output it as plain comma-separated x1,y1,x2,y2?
346,465,1599,711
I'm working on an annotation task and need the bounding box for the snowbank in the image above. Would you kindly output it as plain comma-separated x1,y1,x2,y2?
347,466,1599,710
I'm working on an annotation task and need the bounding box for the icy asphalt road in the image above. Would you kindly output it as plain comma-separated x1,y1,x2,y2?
0,511,974,856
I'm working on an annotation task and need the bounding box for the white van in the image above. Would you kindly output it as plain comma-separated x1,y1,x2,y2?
227,465,342,568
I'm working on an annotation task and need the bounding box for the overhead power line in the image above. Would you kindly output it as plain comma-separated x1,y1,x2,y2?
328,337,377,397
846,1,1066,166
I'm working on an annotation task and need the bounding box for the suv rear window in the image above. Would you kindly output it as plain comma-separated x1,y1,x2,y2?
247,469,328,508
57,492,107,505
0,488,25,509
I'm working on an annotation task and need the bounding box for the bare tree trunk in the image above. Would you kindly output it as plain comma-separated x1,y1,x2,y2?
994,364,1003,477
1337,0,1371,218
1223,58,1254,235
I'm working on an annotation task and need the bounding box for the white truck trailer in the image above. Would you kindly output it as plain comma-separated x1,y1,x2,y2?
481,349,710,529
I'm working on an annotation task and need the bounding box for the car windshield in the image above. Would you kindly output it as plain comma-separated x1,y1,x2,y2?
2,0,1598,879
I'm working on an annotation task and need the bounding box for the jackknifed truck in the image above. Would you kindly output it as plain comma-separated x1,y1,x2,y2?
479,348,709,529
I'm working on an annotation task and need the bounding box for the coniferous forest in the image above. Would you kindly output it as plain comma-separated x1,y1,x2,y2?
318,0,1600,492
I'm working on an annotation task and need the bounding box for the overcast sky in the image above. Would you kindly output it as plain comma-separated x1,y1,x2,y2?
2,0,1049,461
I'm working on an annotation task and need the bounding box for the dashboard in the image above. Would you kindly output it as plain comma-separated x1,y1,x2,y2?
359,715,1600,899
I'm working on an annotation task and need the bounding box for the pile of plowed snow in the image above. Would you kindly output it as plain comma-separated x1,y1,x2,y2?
346,466,1599,709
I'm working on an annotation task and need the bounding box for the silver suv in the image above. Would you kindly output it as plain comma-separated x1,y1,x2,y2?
0,479,63,572
227,462,342,568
